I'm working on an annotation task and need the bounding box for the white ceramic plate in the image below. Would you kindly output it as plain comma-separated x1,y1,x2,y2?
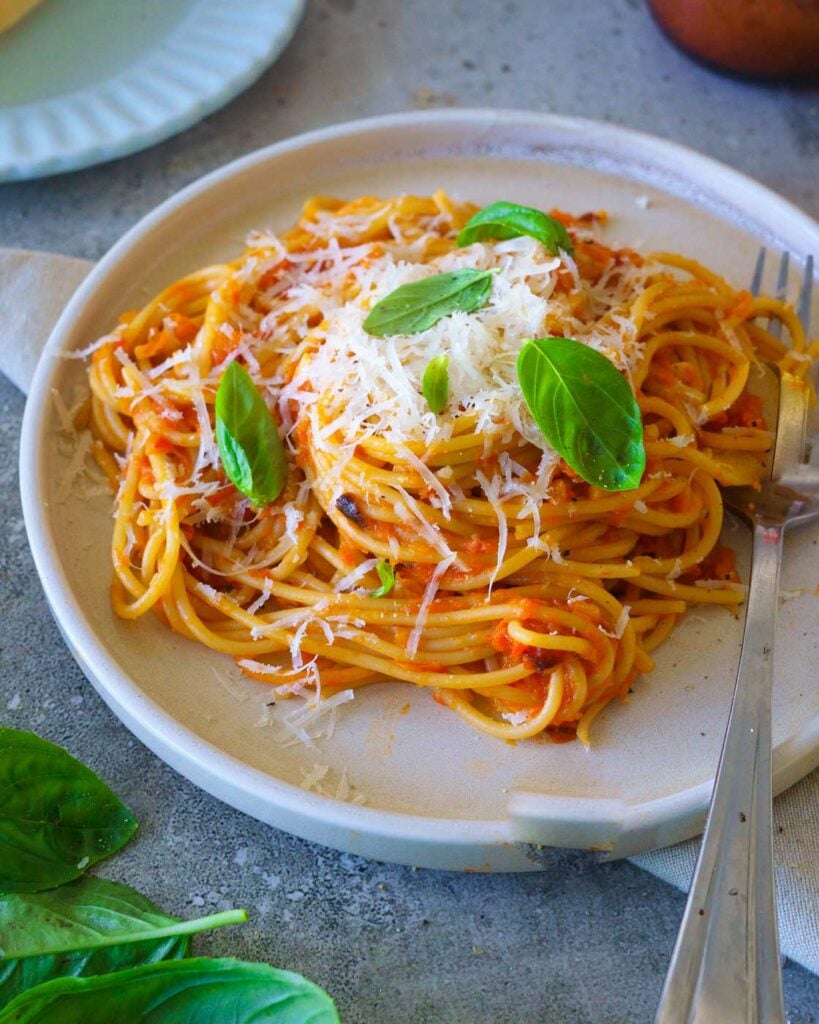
20,111,819,871
0,0,304,181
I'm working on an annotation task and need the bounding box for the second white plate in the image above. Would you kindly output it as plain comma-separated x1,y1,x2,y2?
0,0,305,181
20,111,819,870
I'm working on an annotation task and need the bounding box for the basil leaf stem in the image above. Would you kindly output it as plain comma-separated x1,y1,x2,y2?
370,561,395,598
0,729,137,894
517,338,645,491
215,361,287,508
0,878,246,1009
457,201,573,256
363,269,493,337
0,957,340,1023
421,354,449,414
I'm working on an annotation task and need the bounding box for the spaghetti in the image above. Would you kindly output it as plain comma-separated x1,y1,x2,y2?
85,193,817,745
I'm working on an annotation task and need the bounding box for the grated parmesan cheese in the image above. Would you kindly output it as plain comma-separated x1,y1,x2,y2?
334,558,379,593
667,559,683,581
246,577,274,615
406,554,456,658
614,606,631,639
299,762,366,804
300,763,330,790
501,709,530,726
267,688,356,750
475,468,507,592
279,236,650,513
51,388,76,433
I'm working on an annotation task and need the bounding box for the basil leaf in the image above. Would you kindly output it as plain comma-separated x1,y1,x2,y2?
421,354,449,415
0,729,137,894
215,361,287,508
370,561,395,598
0,878,246,1008
0,935,187,1012
0,957,340,1023
457,201,573,256
363,269,493,336
517,337,645,491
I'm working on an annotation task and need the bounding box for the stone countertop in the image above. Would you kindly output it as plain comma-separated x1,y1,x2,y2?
1,1,817,1021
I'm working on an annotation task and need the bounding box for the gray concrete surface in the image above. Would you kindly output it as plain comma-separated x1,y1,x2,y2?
1,1,818,1021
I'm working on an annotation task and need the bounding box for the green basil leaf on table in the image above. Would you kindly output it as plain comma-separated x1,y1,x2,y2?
516,337,645,491
363,269,493,337
0,957,340,1023
0,877,247,1008
215,361,287,507
456,201,574,256
370,561,395,598
0,728,137,894
421,354,449,414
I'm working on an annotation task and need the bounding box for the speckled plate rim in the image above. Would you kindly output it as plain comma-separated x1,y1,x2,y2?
0,0,305,182
20,110,819,871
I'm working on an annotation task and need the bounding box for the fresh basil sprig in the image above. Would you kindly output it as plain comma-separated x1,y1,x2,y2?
0,727,337,1021
0,957,340,1023
421,354,449,414
215,361,287,508
363,269,493,337
457,201,573,256
517,337,645,491
0,729,137,894
370,561,395,598
0,878,246,1008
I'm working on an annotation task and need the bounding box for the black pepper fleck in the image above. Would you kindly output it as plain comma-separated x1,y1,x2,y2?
335,493,366,527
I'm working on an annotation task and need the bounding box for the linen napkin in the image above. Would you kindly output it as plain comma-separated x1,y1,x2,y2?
2,248,817,977
0,249,91,392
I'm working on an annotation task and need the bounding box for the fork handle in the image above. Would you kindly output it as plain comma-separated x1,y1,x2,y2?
655,522,785,1024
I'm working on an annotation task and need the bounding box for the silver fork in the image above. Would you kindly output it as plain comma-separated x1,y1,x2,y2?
654,250,819,1024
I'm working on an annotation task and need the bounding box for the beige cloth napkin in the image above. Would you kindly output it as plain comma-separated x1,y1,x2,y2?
2,248,817,976
0,249,92,392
